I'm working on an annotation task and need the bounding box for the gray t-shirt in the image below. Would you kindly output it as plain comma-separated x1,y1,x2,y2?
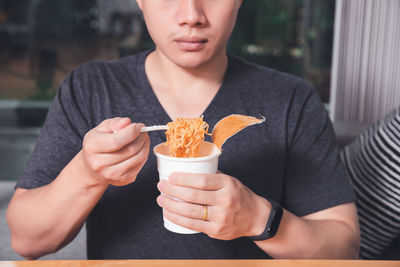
17,50,355,259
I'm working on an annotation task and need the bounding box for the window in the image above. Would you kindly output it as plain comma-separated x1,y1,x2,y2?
230,0,335,102
0,0,335,103
0,0,152,102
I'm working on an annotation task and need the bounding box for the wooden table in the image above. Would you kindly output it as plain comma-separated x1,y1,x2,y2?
0,260,399,267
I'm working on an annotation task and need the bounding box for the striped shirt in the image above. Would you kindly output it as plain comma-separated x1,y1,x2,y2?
341,107,400,259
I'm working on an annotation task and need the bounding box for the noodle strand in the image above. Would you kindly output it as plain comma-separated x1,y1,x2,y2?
165,117,211,158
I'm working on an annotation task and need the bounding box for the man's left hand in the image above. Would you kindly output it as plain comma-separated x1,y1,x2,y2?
156,172,270,240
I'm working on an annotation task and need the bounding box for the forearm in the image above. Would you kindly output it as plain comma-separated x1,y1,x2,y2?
254,208,360,259
7,151,107,259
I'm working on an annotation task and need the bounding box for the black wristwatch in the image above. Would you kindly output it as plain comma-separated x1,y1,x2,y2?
249,199,283,241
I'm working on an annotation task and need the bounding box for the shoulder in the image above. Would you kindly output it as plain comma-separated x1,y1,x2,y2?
227,54,317,112
228,54,314,98
70,51,147,82
57,50,149,101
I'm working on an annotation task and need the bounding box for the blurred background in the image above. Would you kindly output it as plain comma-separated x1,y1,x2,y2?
0,0,334,103
0,0,336,181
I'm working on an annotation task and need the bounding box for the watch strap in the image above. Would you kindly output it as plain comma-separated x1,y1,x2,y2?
249,198,283,241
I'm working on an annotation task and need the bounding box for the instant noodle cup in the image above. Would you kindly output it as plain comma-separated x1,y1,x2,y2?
153,141,221,234
154,114,264,234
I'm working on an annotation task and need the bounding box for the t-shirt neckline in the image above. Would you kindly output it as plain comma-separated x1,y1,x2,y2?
135,50,233,126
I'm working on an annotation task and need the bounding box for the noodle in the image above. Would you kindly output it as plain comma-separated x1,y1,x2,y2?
165,117,211,158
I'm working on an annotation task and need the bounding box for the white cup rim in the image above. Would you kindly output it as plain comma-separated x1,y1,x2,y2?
153,141,221,162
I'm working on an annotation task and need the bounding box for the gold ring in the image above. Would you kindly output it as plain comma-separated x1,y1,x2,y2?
202,205,208,221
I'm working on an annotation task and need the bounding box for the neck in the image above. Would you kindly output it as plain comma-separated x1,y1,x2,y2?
145,49,228,93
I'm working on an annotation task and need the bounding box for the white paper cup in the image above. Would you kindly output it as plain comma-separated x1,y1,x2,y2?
153,141,222,234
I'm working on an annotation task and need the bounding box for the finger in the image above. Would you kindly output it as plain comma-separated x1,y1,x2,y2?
157,195,210,221
122,137,150,176
169,172,225,191
107,138,149,186
97,132,149,166
103,136,150,180
111,122,145,146
97,117,131,133
88,123,142,153
163,209,209,234
157,180,216,205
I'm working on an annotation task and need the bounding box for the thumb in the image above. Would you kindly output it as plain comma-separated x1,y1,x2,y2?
97,117,132,133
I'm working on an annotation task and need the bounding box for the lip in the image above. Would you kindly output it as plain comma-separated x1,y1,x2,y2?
174,36,208,51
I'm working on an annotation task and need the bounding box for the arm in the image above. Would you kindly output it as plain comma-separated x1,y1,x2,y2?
254,201,360,259
7,118,150,260
156,172,360,259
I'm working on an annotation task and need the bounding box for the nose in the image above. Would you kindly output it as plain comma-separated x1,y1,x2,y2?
176,0,207,27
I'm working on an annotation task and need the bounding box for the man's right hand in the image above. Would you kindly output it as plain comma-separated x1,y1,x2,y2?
81,117,150,187
7,116,150,259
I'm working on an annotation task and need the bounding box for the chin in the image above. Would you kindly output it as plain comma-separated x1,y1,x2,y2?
176,60,207,69
171,52,214,69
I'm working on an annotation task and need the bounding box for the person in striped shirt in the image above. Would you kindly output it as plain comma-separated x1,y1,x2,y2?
341,106,400,259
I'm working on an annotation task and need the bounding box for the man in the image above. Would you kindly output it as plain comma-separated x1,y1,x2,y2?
7,0,360,259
